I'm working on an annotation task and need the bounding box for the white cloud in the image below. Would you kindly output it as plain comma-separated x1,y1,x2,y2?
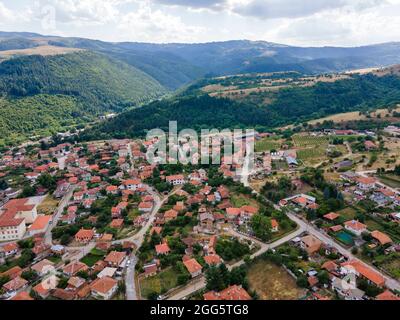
116,2,206,42
0,2,15,23
232,0,385,20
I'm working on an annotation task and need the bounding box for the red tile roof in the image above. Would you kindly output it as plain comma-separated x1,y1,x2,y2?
204,285,251,300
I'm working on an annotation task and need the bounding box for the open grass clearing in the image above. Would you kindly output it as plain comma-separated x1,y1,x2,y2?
247,260,305,300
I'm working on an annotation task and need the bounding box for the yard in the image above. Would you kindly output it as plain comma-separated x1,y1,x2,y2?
247,260,306,300
337,207,357,220
377,174,400,189
375,254,400,279
292,134,329,148
255,137,282,152
80,248,106,267
230,193,259,209
139,267,179,299
37,195,59,215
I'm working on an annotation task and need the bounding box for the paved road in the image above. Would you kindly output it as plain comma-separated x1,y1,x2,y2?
44,186,75,246
167,224,305,300
286,212,400,291
122,187,182,300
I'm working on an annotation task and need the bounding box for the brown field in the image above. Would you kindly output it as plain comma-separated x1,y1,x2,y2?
303,106,400,128
37,195,59,215
203,72,352,101
247,260,306,300
0,45,84,58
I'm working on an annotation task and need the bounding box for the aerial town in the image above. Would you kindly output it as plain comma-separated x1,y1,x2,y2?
1,123,400,301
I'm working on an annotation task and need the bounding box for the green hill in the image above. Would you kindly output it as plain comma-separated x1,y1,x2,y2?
81,72,400,141
0,51,166,145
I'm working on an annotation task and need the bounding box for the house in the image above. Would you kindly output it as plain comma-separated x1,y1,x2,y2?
121,179,142,191
376,290,400,300
271,219,279,232
67,277,86,291
2,276,28,293
341,260,385,287
344,220,367,236
183,258,202,278
110,219,124,229
27,214,52,236
33,277,59,299
203,285,251,300
371,230,392,246
323,212,340,221
164,209,178,222
138,202,153,213
356,177,376,191
97,267,117,279
166,174,185,186
199,212,214,231
226,207,241,220
63,261,89,277
0,197,40,241
0,266,22,280
300,235,322,255
104,251,126,268
106,185,119,195
75,228,95,243
0,242,19,258
143,262,158,278
31,259,55,276
155,243,170,255
204,254,222,266
90,276,118,300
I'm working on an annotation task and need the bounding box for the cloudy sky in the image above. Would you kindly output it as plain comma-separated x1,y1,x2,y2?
1,0,400,46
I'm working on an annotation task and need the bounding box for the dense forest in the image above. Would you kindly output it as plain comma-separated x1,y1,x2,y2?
80,73,400,140
0,51,166,145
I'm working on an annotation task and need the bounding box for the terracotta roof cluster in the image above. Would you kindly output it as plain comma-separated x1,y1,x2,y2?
204,285,251,300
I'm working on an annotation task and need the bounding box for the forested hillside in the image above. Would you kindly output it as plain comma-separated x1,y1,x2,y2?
0,51,166,145
81,73,400,140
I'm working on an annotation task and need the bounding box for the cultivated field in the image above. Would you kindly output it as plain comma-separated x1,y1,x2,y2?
0,45,84,58
255,137,282,152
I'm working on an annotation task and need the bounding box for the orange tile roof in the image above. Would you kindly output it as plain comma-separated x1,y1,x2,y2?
29,215,52,231
271,219,279,228
371,230,392,245
183,258,202,274
104,251,126,265
342,260,385,287
323,212,340,221
155,243,170,254
90,276,118,295
376,290,400,300
204,254,222,266
344,220,367,231
204,285,251,300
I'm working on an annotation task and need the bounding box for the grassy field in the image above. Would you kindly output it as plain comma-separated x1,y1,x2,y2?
292,134,329,148
230,193,259,208
247,260,305,300
377,174,400,188
376,254,400,279
80,248,106,267
139,268,179,299
37,195,59,215
337,207,357,220
255,137,281,152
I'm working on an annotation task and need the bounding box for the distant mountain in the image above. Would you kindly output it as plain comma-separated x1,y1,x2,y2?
0,51,165,145
2,32,400,89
